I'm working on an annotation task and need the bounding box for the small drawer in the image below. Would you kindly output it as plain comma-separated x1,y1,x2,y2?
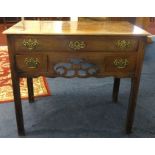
13,35,139,52
15,54,47,73
104,55,136,73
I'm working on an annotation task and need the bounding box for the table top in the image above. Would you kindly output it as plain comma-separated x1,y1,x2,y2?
3,20,150,36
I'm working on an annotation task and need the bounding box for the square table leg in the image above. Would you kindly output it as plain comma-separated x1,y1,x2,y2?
112,78,120,103
11,75,25,136
126,77,140,134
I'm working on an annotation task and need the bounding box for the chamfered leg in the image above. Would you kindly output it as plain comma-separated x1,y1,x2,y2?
27,77,34,103
12,76,25,136
126,77,140,134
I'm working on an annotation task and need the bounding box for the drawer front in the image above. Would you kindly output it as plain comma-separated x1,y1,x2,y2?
47,52,136,77
14,35,139,52
15,54,47,73
104,55,136,73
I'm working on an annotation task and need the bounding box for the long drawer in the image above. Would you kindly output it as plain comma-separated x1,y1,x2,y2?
13,35,139,52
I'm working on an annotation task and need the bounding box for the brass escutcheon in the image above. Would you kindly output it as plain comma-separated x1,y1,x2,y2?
24,57,40,68
69,41,86,50
113,58,128,69
115,40,131,49
23,38,39,50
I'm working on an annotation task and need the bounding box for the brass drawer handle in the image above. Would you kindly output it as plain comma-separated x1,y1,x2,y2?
113,58,128,69
23,39,39,50
24,58,40,68
115,40,131,49
69,41,86,50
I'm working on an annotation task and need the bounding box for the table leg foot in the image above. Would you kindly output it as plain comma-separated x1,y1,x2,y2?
18,129,25,136
126,125,132,134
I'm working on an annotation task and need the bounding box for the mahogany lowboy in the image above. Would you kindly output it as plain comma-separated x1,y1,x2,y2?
3,21,150,136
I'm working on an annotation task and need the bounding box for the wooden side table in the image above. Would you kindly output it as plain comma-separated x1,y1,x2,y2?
3,20,150,136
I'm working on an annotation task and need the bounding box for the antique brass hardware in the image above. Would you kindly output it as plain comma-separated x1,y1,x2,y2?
69,41,86,50
113,58,128,69
23,39,39,50
24,57,40,68
115,40,131,49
